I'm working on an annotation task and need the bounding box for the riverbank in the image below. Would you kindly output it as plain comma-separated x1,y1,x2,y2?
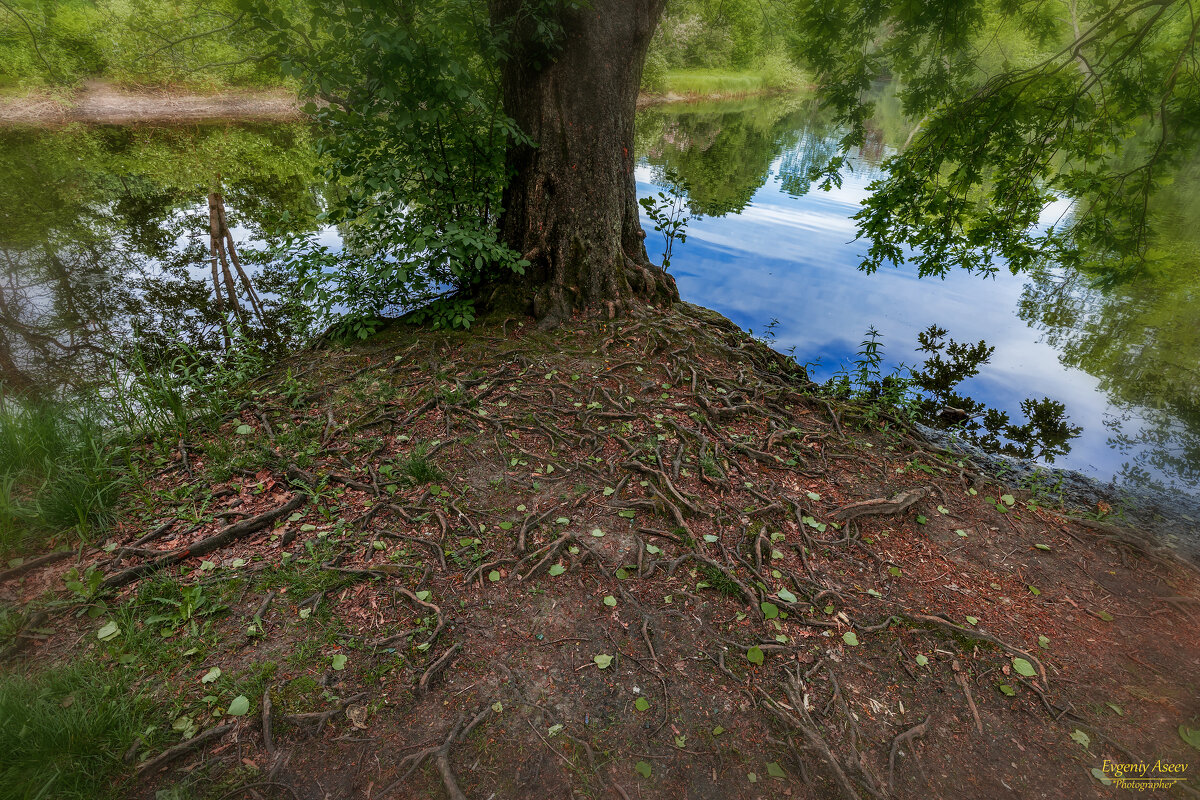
0,82,303,125
2,302,1197,798
0,80,800,125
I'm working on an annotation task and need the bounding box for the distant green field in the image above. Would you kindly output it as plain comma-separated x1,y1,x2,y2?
653,67,807,98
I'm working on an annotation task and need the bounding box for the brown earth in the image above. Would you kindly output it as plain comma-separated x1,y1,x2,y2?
2,302,1198,799
0,81,303,125
0,81,785,125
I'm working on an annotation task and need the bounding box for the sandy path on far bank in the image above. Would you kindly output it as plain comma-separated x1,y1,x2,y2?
0,81,303,126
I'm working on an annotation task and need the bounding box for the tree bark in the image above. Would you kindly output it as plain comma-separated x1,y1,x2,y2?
490,0,678,325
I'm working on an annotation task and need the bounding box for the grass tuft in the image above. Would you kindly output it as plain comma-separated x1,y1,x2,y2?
0,662,147,799
0,400,125,556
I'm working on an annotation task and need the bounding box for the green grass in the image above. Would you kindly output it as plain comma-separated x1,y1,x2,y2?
650,59,809,98
399,444,446,485
0,662,147,799
660,70,768,96
0,400,126,556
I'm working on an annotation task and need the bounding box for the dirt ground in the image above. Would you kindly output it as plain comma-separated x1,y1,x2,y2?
2,302,1198,799
0,81,302,125
0,80,783,124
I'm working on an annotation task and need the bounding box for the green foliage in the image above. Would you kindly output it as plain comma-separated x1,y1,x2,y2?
408,296,477,331
0,399,125,555
0,661,147,799
0,0,282,87
649,0,795,74
256,0,531,331
108,331,267,439
791,0,1200,284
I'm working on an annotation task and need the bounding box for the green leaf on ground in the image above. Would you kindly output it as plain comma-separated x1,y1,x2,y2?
97,620,120,641
331,654,347,671
712,725,725,735
842,631,859,646
227,696,250,716
594,654,613,669
888,566,902,577
618,510,636,519
235,425,253,435
548,564,565,576
1097,610,1114,621
488,570,501,582
1034,543,1051,551
635,761,652,778
1180,726,1200,750
1038,635,1050,649
767,762,786,778
1012,658,1036,677
965,616,978,625
201,667,221,684
776,588,797,603
746,646,764,665
915,655,928,667
1070,729,1091,749
634,697,650,712
603,595,617,607
1091,767,1113,786
999,684,1016,696
761,602,779,620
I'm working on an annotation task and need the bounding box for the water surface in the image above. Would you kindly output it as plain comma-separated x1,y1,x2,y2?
1,98,1196,498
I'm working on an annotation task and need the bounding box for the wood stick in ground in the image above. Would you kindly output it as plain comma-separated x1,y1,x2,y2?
136,722,236,777
888,715,931,792
102,493,306,590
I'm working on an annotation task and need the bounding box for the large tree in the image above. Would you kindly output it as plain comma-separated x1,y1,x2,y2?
489,0,678,323
255,0,1199,327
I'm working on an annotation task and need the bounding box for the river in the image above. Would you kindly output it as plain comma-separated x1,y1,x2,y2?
1,95,1197,502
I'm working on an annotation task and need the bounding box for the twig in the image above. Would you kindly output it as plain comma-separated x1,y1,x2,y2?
137,722,236,777
103,494,306,590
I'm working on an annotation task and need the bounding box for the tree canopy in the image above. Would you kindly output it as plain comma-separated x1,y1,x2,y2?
244,0,1200,326
791,0,1200,283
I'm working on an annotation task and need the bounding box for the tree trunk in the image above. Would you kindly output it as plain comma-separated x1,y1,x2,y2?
490,0,678,325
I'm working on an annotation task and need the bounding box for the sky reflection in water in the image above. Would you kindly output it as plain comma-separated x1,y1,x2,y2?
635,133,1170,489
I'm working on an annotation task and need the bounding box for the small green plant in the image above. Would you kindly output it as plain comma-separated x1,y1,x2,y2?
639,170,691,272
326,314,385,343
408,296,477,331
399,445,445,485
108,331,267,440
139,581,227,638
